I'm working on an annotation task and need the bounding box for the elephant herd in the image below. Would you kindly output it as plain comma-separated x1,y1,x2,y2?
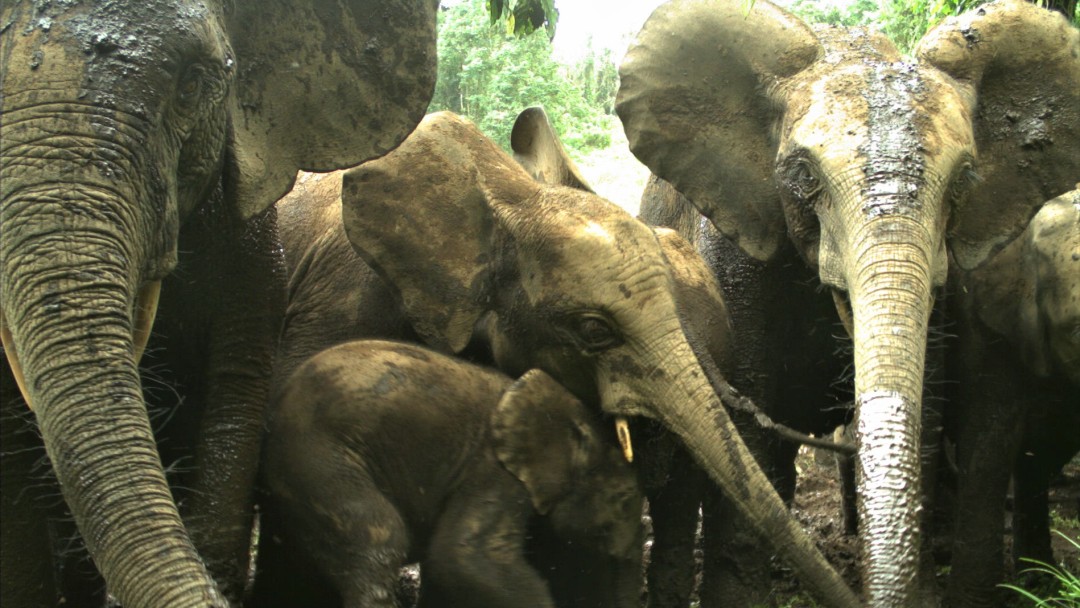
0,1,1077,608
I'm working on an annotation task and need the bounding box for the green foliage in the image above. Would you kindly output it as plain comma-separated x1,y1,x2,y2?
487,0,559,38
1000,531,1080,608
784,0,879,26
432,0,612,153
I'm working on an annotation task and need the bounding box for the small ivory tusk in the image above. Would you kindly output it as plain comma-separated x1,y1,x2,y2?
615,417,633,463
831,289,854,340
133,281,161,364
0,310,33,410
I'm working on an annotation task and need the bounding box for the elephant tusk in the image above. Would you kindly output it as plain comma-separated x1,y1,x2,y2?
133,281,161,364
615,417,633,463
0,310,33,410
831,289,854,340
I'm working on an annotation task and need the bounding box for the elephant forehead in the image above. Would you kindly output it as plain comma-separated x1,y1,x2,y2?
518,215,671,305
786,61,973,210
4,0,228,115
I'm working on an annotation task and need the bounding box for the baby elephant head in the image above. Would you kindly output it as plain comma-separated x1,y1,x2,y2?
492,369,643,559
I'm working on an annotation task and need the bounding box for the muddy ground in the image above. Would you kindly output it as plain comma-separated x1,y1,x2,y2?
763,447,1080,607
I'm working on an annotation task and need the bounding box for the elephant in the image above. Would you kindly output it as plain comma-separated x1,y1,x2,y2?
617,0,1080,604
262,338,645,608
513,107,724,608
945,187,1080,606
0,1,437,605
258,110,859,607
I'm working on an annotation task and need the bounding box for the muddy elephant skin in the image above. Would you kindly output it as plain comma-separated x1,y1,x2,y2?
262,339,644,608
946,188,1080,606
0,1,437,605
618,0,1080,604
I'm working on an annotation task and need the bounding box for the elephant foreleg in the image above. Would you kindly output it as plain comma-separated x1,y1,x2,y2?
171,199,286,601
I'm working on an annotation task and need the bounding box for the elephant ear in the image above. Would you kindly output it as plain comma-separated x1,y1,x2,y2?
223,0,438,219
917,0,1080,270
492,369,598,515
341,112,539,353
511,107,594,192
616,0,821,261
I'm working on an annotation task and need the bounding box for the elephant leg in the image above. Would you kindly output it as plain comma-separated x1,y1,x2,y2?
1012,392,1079,569
835,425,859,536
644,445,702,608
699,481,772,608
1012,452,1055,567
1,375,58,607
178,204,284,602
946,339,1028,608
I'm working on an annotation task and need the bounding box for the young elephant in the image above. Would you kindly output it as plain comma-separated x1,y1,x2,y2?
262,339,644,608
947,187,1080,601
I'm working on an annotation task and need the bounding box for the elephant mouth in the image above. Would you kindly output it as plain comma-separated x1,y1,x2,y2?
0,280,161,410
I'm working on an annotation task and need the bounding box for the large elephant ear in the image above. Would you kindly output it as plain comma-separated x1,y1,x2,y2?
340,112,539,353
511,107,594,192
616,0,821,261
223,0,438,218
492,369,598,515
917,0,1080,270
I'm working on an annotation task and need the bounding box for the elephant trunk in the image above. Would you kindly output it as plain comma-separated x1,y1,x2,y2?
847,216,934,607
0,186,223,607
636,330,861,608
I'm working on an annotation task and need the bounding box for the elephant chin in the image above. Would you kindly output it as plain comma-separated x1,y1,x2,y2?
0,281,161,410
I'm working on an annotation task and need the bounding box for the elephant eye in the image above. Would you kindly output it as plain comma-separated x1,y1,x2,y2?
574,314,622,354
948,161,980,208
177,63,227,108
786,159,823,205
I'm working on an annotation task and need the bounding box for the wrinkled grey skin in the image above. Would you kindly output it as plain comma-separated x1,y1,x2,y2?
339,112,861,608
946,188,1080,607
0,1,436,606
618,0,1080,604
639,174,858,605
262,339,644,608
260,108,738,607
514,108,730,608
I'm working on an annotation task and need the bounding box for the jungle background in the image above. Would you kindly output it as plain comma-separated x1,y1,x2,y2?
439,0,1080,603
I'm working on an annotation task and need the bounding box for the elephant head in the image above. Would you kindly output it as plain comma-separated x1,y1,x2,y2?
961,187,1080,386
616,0,1079,603
510,106,733,374
493,368,644,560
340,111,860,607
0,0,436,605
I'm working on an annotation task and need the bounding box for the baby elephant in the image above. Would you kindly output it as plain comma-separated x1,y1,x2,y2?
262,339,644,607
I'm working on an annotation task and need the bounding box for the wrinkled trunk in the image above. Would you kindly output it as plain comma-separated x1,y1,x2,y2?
628,328,861,608
0,187,223,606
848,217,934,607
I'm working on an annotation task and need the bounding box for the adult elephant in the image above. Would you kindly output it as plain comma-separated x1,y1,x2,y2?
0,1,437,606
946,187,1080,606
616,0,1080,605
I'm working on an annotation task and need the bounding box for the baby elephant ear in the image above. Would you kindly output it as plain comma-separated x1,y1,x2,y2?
342,112,532,353
511,107,594,192
492,370,598,515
